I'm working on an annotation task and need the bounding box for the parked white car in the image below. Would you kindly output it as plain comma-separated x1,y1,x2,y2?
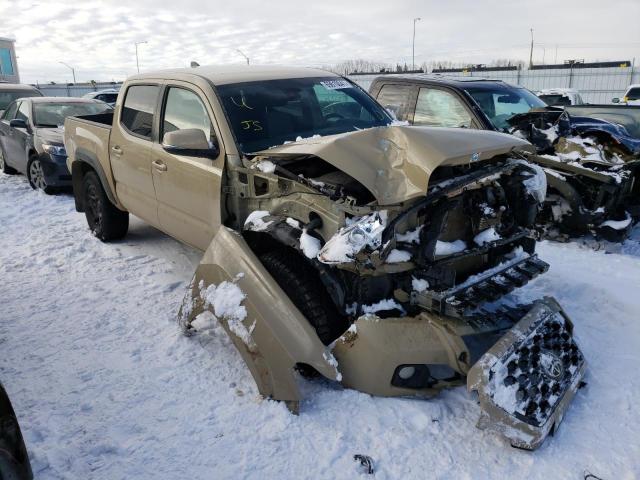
537,88,585,106
613,84,640,106
82,88,119,107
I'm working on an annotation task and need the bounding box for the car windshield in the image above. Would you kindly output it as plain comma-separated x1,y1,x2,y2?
33,102,111,127
626,88,640,101
217,77,392,153
0,89,42,110
464,85,547,131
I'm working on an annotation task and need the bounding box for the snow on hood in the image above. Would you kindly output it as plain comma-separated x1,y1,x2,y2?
253,125,533,205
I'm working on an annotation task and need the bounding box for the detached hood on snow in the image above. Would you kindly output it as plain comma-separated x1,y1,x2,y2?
254,125,533,205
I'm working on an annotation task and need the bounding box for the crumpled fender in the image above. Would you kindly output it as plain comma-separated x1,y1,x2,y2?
178,227,340,412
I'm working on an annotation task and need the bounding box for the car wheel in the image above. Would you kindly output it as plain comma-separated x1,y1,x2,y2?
27,155,55,194
259,249,348,345
0,144,18,175
82,171,129,241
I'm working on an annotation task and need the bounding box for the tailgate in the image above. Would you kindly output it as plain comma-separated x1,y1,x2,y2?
467,297,586,450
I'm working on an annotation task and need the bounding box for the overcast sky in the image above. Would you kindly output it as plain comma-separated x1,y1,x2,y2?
1,0,639,84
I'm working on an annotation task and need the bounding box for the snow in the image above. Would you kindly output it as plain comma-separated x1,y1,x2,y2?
435,239,467,256
244,210,273,232
396,225,422,244
253,160,276,174
411,277,430,292
474,227,502,246
599,212,632,231
2,172,640,479
300,229,322,259
361,298,405,315
385,249,411,263
318,211,387,264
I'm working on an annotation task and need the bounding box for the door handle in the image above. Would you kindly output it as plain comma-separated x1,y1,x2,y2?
152,159,167,172
111,145,123,156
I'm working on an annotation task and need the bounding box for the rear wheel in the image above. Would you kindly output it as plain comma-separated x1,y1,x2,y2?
260,249,348,345
82,171,129,241
0,144,18,174
27,155,55,194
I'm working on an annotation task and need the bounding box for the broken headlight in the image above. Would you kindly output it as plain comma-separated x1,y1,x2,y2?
318,211,387,264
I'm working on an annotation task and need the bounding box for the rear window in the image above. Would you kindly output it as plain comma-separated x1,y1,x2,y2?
121,85,159,138
34,102,111,127
626,88,640,101
0,88,42,110
97,93,118,104
539,94,571,106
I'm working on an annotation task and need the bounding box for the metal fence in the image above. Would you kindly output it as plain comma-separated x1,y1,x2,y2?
33,82,122,98
349,65,639,104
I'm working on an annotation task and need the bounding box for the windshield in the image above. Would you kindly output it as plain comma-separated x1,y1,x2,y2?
33,102,111,127
217,77,392,153
0,89,42,110
465,85,547,131
626,88,640,101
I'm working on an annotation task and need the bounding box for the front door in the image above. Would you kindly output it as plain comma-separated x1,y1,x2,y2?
4,101,31,173
109,84,161,227
150,83,224,251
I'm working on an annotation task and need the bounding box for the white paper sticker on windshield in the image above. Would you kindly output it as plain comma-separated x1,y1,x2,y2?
320,79,352,90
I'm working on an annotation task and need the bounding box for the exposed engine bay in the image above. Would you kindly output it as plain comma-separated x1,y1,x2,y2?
508,109,640,240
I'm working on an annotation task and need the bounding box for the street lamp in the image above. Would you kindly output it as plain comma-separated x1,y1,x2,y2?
412,17,421,71
135,41,147,74
236,49,250,65
59,61,76,83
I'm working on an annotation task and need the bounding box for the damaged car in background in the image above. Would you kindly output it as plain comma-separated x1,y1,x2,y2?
64,67,586,450
370,76,640,240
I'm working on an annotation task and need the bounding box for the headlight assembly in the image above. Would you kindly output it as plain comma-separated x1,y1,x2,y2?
42,144,67,156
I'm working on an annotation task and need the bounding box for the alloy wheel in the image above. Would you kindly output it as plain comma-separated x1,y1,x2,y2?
29,160,47,190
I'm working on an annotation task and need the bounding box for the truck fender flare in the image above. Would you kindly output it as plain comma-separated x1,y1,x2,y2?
177,227,341,412
71,148,119,212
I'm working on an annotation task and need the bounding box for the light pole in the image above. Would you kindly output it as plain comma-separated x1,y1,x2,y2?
236,49,250,65
135,41,147,73
59,62,76,83
529,28,534,69
412,17,421,71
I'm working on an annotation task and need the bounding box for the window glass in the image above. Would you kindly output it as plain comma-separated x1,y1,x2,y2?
0,89,41,111
414,88,473,128
217,77,391,153
0,48,14,75
34,102,110,127
97,93,118,104
2,101,19,120
626,88,640,101
465,86,546,131
15,101,30,122
121,85,159,138
376,84,413,121
162,87,214,143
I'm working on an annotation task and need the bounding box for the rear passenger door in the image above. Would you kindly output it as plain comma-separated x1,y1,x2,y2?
109,84,160,227
150,82,224,251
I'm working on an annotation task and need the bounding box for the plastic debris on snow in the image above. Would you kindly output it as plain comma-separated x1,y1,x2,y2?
474,227,502,246
454,247,529,291
244,211,273,232
318,211,387,264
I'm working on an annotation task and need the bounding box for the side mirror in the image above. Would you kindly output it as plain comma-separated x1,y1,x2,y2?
162,128,219,159
9,118,28,129
0,110,5,118
612,98,620,104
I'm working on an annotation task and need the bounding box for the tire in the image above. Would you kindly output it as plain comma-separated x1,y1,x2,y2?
82,171,129,241
0,144,18,174
260,249,348,345
27,155,55,194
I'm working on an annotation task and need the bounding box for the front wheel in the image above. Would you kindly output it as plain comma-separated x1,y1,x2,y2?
82,171,129,241
27,155,55,194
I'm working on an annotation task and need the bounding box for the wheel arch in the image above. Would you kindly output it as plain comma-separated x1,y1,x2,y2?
71,148,121,212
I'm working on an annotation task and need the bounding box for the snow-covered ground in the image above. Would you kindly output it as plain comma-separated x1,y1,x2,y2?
1,172,639,479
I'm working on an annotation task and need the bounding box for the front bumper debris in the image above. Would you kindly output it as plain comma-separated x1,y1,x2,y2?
467,297,586,450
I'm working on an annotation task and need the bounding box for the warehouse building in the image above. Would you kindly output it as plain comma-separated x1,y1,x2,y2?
0,37,20,83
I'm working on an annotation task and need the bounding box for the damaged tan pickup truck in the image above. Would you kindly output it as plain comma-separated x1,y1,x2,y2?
64,66,585,450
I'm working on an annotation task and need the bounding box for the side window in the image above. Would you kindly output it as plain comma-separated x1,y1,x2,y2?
15,101,31,123
162,87,214,144
121,85,159,139
414,88,472,128
2,101,19,120
376,84,413,121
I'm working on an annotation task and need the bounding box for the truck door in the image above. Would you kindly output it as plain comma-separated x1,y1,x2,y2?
150,83,224,251
109,84,160,227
